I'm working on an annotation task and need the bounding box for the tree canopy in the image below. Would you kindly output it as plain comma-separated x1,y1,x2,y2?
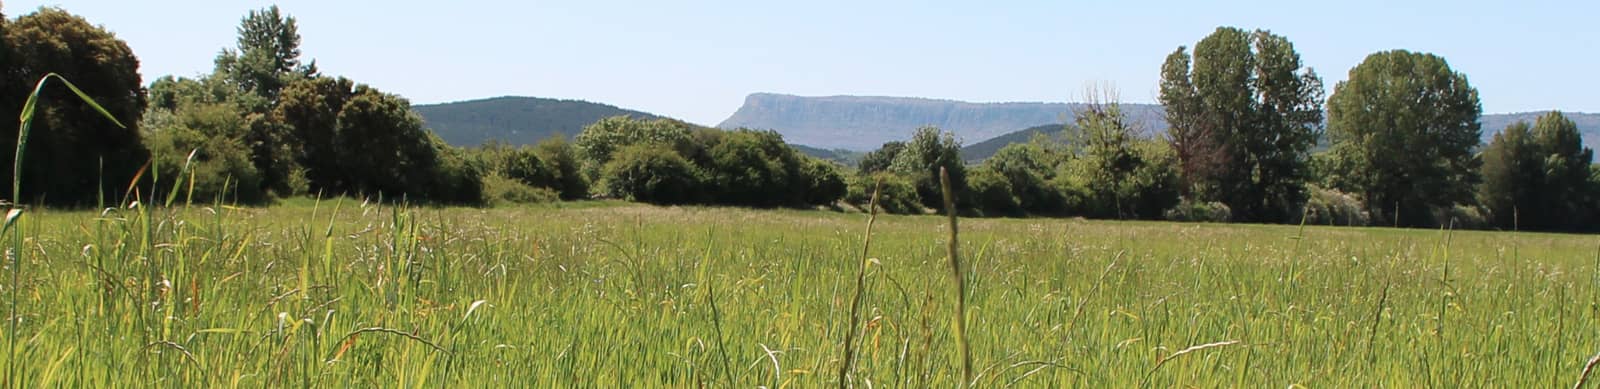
1324,50,1482,227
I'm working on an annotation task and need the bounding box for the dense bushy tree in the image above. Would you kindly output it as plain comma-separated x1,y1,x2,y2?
600,144,701,204
706,129,796,206
888,126,965,211
798,157,847,206
271,76,479,203
1159,27,1324,222
3,7,148,205
858,141,904,174
966,166,1021,216
981,138,1069,214
845,172,922,214
1325,50,1481,227
1479,112,1594,230
574,116,693,174
274,76,355,191
141,103,264,204
533,137,587,200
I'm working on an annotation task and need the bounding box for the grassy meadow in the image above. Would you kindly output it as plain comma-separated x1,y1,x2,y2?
0,200,1595,387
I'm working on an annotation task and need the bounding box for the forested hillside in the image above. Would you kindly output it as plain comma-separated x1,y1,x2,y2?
415,96,662,146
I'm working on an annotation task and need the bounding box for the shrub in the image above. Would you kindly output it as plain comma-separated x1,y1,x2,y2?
798,157,847,206
483,174,559,205
600,144,702,204
845,173,922,214
967,167,1021,216
1434,204,1490,230
1301,185,1370,226
1165,199,1232,223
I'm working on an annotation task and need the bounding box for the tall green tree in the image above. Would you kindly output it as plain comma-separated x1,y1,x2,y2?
3,7,148,205
1325,50,1481,227
215,5,316,106
1480,112,1594,230
889,126,965,211
1479,121,1539,229
274,76,356,191
1159,27,1324,222
858,141,905,174
213,6,320,195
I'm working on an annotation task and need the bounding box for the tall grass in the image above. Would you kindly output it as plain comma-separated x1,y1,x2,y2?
3,75,1599,386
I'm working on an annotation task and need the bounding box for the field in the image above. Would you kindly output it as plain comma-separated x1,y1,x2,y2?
0,200,1596,387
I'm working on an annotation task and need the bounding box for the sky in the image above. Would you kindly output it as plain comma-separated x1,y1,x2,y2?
4,0,1597,125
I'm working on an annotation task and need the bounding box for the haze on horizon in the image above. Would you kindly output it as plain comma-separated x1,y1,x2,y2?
5,0,1596,125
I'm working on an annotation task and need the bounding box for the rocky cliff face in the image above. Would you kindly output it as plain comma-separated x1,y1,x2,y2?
717,93,1167,150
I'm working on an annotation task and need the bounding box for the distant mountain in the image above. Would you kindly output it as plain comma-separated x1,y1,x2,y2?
415,96,663,146
718,93,1166,151
959,124,1065,161
790,144,867,166
960,111,1600,162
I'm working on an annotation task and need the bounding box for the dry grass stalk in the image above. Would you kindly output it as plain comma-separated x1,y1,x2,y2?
940,167,974,388
1575,351,1600,389
1143,340,1240,386
838,177,883,388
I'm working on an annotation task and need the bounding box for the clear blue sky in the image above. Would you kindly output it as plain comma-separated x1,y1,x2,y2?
6,0,1596,125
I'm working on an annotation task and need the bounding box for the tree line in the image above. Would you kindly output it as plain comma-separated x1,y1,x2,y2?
845,27,1595,232
1,7,1594,231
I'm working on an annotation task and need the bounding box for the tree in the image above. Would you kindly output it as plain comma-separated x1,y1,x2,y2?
889,126,965,211
141,102,265,204
1076,87,1141,218
274,76,356,191
1478,121,1539,229
1159,27,1324,222
574,116,692,177
214,5,316,105
1159,47,1222,199
1325,50,1481,227
1479,111,1595,230
533,136,588,200
967,166,1021,216
333,87,440,199
3,7,149,205
858,141,905,174
798,157,847,206
982,136,1070,215
706,129,796,206
600,144,701,204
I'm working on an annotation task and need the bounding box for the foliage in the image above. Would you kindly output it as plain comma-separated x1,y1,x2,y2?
858,141,904,174
599,143,702,204
1325,50,1482,227
1160,27,1324,222
888,127,966,211
213,5,317,105
1,7,149,205
141,103,265,204
1300,185,1369,226
574,115,693,176
1163,199,1232,222
965,166,1021,216
533,136,588,200
1479,112,1595,230
414,96,665,147
798,157,847,206
844,172,922,214
482,173,559,205
705,129,797,206
981,139,1069,215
